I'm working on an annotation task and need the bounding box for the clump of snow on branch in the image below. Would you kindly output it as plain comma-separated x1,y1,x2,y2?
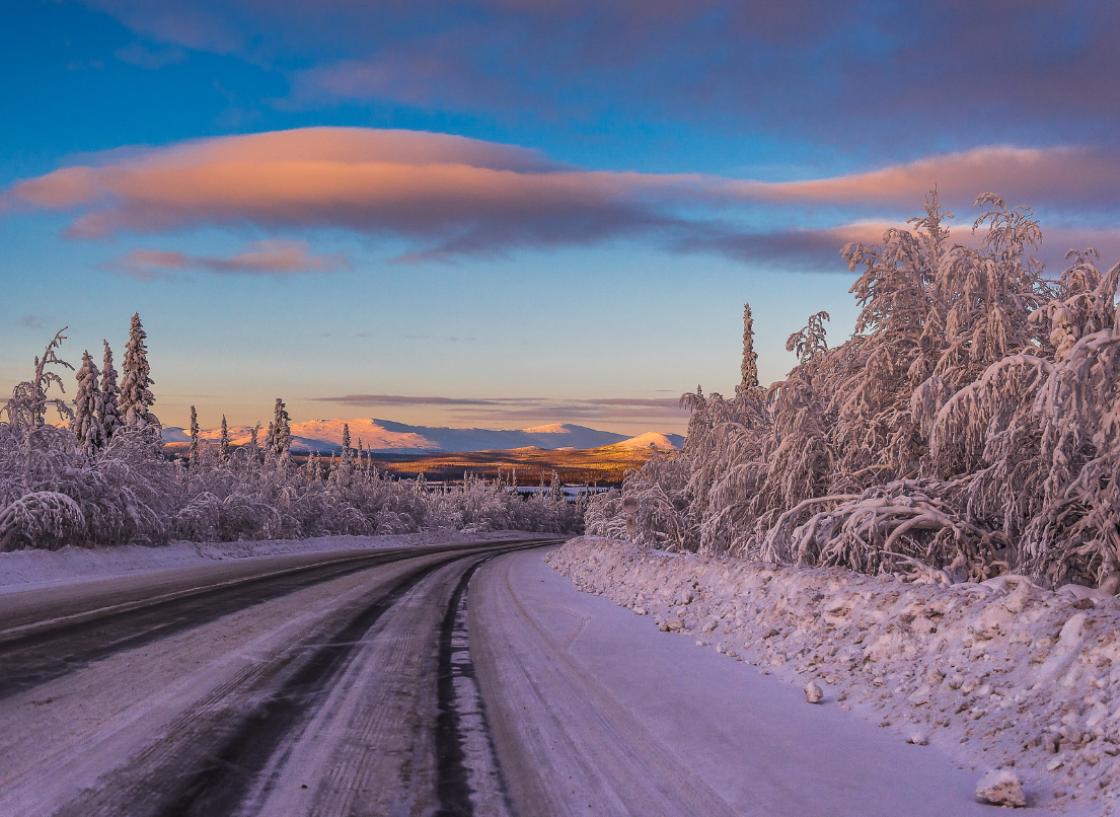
587,193,1120,590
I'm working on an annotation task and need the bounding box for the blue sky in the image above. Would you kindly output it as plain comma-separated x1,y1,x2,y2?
2,1,1117,433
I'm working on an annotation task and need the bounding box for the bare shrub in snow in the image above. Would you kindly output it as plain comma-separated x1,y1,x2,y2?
591,193,1120,589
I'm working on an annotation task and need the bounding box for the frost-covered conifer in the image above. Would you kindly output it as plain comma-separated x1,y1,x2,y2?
247,422,261,463
98,340,122,442
120,313,158,429
740,303,759,391
269,398,291,462
218,415,231,465
73,351,104,455
188,405,200,467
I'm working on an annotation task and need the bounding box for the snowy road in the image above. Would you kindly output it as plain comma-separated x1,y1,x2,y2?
1,540,1042,816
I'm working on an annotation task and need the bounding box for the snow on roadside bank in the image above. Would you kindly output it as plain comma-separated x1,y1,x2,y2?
547,537,1120,815
0,530,529,594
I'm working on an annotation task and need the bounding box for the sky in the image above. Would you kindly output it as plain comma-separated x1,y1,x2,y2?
2,0,1118,434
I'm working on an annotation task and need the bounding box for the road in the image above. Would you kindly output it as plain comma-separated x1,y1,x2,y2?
0,538,1032,817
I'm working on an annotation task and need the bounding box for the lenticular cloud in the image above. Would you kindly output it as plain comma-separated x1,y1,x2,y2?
7,127,665,257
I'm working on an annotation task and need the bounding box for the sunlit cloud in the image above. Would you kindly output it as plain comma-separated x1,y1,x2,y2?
6,128,1119,272
717,146,1120,210
115,239,347,279
312,393,687,424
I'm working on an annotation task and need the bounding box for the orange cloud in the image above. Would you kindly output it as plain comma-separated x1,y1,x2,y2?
117,239,346,279
9,127,665,257
714,146,1120,208
6,128,1119,266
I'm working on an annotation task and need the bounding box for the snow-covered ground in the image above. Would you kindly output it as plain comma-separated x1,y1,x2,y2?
547,537,1120,815
0,529,528,595
476,548,1015,816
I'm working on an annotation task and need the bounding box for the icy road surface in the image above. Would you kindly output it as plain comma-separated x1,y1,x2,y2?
0,541,1056,816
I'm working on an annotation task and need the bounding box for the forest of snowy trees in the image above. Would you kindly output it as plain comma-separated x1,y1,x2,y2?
587,194,1120,591
0,314,578,550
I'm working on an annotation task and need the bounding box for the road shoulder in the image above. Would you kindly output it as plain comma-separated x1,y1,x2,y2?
472,547,1027,817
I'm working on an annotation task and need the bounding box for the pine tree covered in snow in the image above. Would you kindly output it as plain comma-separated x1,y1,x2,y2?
73,351,104,456
120,313,158,430
188,405,200,467
99,340,122,442
267,399,292,463
218,415,231,465
739,303,759,392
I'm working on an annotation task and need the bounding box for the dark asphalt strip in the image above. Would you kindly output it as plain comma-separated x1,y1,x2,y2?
149,556,452,817
0,540,547,701
434,554,500,817
152,541,554,817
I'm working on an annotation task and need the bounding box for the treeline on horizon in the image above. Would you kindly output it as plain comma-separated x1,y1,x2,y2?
0,316,580,550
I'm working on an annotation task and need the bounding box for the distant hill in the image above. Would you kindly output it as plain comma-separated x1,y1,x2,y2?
162,417,682,455
607,431,685,451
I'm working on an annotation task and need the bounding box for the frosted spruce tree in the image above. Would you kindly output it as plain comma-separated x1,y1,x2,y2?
331,422,353,485
188,405,200,467
247,422,261,463
268,398,292,463
98,340,122,442
739,303,759,391
73,351,104,455
120,313,158,430
218,415,231,465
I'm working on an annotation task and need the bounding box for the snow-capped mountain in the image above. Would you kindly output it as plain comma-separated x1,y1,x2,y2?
162,418,684,454
606,431,686,450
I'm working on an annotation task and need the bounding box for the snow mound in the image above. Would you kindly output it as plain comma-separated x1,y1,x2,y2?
547,537,1120,815
976,769,1026,808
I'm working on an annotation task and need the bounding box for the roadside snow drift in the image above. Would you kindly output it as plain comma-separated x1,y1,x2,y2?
548,536,1120,815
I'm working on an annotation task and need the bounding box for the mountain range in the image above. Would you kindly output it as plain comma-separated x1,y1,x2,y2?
162,417,684,454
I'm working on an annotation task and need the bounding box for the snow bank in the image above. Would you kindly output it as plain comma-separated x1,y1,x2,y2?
547,537,1120,815
0,529,528,594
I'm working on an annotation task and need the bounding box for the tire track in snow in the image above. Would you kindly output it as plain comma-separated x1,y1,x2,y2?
434,553,514,817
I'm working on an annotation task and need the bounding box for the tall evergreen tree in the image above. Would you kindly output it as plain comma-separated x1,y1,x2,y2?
218,414,231,465
740,303,759,391
74,350,104,455
269,398,292,462
98,339,122,441
248,422,261,463
188,405,200,467
120,312,158,429
332,422,353,485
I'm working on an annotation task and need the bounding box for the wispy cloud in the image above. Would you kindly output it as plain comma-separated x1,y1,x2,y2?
314,394,499,407
114,239,347,279
82,2,1120,151
312,393,687,424
17,314,47,329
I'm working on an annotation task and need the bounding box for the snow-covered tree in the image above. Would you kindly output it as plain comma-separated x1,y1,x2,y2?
120,313,158,430
188,405,200,467
590,192,1120,590
267,398,292,463
3,328,74,428
99,340,122,442
218,414,231,465
73,351,104,455
739,303,759,391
